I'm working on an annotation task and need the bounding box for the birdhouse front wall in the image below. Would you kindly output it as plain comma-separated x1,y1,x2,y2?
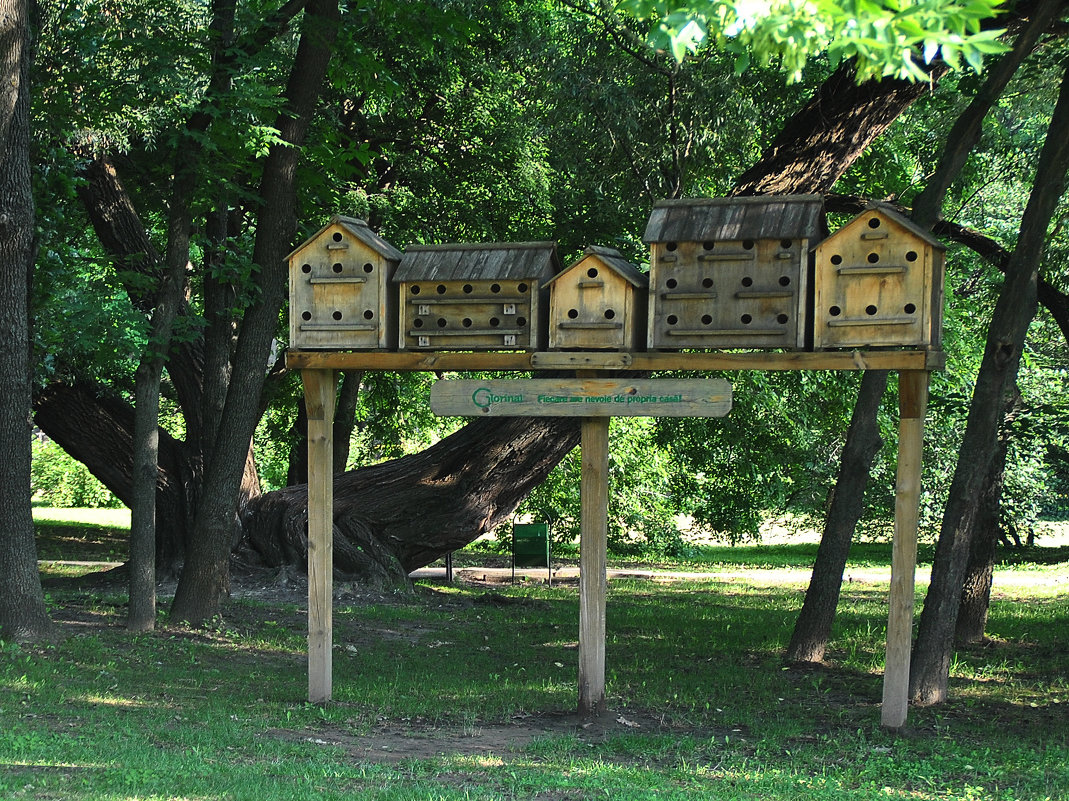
812,213,944,349
548,258,645,351
288,225,396,349
399,280,546,350
647,238,808,350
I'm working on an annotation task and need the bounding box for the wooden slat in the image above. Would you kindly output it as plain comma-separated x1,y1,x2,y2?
882,369,929,728
578,415,609,716
302,369,338,703
286,349,943,372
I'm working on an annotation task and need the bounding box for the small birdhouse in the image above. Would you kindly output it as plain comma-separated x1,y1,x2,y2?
288,215,402,350
395,242,560,350
812,205,945,349
644,195,824,350
543,246,648,351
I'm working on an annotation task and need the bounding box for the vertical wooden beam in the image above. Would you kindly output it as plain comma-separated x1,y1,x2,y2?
882,369,929,728
303,368,337,703
578,415,610,716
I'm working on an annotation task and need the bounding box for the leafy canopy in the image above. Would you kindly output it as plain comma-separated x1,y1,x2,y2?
616,0,1008,81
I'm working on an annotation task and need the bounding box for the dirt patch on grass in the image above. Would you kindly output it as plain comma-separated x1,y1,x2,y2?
267,708,729,764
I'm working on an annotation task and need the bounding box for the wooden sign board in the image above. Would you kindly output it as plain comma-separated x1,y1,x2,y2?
430,378,732,418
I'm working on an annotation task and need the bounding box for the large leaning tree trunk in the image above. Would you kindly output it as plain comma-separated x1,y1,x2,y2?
239,417,580,584
0,0,50,641
910,59,1069,706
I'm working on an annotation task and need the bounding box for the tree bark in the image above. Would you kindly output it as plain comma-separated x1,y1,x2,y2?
239,416,580,582
785,370,888,663
955,383,1020,645
911,60,1069,706
0,0,50,640
34,381,197,574
170,0,341,624
733,64,946,196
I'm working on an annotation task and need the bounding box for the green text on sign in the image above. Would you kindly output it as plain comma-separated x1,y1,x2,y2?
430,378,732,418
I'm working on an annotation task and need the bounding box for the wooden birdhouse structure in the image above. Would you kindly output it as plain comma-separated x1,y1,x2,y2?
288,215,402,350
543,246,648,351
395,242,560,351
812,204,945,349
644,195,824,350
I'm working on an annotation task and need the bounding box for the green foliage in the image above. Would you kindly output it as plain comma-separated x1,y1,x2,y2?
619,0,1008,82
656,371,860,541
518,418,687,556
30,440,123,509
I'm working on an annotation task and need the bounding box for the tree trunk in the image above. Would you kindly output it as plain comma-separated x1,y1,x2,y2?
911,61,1069,706
239,415,580,582
286,370,364,486
785,370,888,663
955,383,1020,645
733,64,946,196
0,0,50,640
33,381,198,574
170,0,340,625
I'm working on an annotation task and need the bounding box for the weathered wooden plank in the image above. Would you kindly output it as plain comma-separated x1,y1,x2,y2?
302,369,338,703
578,415,609,716
882,369,929,728
429,378,732,418
287,349,942,372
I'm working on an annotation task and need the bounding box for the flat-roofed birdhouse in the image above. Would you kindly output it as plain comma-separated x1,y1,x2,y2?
812,205,945,349
288,215,402,350
395,242,560,350
644,195,824,350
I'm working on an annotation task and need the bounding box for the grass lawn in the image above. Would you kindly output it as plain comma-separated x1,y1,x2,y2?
5,509,1067,799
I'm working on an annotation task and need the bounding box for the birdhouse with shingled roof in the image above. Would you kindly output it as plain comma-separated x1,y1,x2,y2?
288,215,402,350
394,242,560,351
544,246,648,351
812,204,945,349
644,195,824,350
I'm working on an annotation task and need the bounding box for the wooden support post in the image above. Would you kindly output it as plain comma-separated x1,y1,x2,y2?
303,369,338,703
882,369,929,728
578,415,610,716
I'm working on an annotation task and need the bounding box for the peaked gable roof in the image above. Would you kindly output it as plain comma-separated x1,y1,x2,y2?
545,246,648,289
832,203,946,251
288,215,403,262
643,195,825,244
394,241,561,282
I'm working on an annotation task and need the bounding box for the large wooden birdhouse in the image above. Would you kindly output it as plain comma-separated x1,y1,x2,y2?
288,216,402,350
395,242,560,351
812,205,945,349
543,246,648,351
644,195,824,350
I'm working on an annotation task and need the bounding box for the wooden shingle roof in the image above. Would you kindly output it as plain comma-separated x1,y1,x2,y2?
394,241,561,282
643,195,825,244
288,215,403,261
545,246,648,289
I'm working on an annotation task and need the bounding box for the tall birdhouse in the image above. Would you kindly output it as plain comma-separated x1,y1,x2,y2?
544,246,648,351
644,195,824,350
288,216,402,350
395,242,560,351
812,205,945,349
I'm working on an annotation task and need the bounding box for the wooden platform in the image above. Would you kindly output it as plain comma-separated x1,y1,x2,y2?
287,348,944,372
